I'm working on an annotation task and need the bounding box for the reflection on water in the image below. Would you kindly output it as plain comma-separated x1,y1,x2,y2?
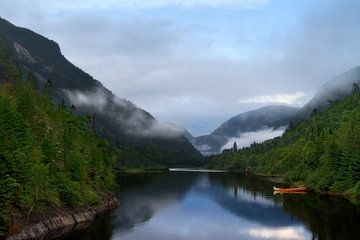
60,172,360,240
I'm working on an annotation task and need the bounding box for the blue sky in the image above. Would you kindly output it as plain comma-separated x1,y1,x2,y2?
1,0,360,135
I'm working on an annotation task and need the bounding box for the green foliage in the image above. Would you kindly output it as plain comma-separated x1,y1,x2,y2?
209,93,360,197
0,50,115,234
0,35,20,80
0,20,203,169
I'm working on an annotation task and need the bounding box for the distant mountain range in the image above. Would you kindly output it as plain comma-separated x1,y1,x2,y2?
187,66,360,155
187,106,299,155
2,17,359,160
0,17,202,167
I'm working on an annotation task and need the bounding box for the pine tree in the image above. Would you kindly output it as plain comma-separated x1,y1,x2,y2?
233,141,238,152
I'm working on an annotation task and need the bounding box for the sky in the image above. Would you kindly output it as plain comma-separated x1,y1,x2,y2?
1,0,360,136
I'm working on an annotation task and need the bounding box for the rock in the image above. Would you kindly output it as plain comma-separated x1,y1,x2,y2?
72,209,96,223
7,195,119,240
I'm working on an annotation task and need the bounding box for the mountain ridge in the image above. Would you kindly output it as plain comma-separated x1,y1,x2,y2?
188,105,300,155
0,17,203,167
188,65,360,156
298,65,360,118
208,82,360,197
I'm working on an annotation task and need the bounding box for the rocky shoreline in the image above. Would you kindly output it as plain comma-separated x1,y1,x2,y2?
6,194,119,240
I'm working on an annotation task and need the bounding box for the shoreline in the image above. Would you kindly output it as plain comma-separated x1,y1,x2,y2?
6,194,119,240
206,169,360,201
168,168,227,173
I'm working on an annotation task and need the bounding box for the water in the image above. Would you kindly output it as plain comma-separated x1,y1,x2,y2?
60,172,360,240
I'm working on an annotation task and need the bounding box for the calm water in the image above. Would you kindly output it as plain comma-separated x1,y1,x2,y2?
60,171,360,240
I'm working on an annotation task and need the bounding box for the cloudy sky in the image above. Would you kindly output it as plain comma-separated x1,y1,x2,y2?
1,0,360,136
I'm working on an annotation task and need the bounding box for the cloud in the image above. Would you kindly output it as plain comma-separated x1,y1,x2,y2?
196,144,212,152
221,126,286,151
63,88,109,111
1,0,360,136
30,0,270,11
246,226,309,240
141,122,183,138
237,92,306,105
63,88,182,138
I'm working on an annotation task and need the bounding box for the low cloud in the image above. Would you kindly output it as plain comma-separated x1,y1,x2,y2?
221,126,287,151
196,144,214,155
246,226,309,240
29,0,269,11
64,88,183,138
237,92,306,105
1,0,360,135
63,88,108,111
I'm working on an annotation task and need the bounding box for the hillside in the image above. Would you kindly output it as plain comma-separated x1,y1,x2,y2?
298,66,360,118
0,17,202,168
0,36,115,236
209,88,360,196
189,105,299,155
190,66,360,156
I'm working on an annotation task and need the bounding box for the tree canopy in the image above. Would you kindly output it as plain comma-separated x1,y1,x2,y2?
209,89,360,197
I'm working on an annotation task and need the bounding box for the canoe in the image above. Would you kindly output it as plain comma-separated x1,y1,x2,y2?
273,191,306,195
273,186,307,192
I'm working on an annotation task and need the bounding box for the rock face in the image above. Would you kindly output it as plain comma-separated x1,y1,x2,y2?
7,194,119,240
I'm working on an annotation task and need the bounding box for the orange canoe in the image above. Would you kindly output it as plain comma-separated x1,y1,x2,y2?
273,186,307,192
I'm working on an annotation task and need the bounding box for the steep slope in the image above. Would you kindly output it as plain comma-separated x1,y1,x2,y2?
209,90,360,196
0,37,115,236
189,105,299,155
190,66,360,156
299,66,360,118
0,17,202,167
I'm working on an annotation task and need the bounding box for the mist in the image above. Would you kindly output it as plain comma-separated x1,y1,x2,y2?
64,88,183,138
221,126,287,152
1,0,360,135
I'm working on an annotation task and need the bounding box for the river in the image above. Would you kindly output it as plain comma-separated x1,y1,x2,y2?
57,171,360,240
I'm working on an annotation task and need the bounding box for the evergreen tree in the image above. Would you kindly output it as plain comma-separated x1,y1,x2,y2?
233,141,238,152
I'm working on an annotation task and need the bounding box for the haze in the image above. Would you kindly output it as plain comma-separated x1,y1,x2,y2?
1,0,360,135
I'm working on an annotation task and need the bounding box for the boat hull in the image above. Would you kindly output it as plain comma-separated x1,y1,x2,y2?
273,186,307,193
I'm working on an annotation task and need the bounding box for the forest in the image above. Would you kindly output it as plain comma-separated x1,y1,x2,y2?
208,86,360,197
0,36,115,234
0,16,204,170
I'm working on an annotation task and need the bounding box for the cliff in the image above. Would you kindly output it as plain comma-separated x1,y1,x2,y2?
7,194,119,240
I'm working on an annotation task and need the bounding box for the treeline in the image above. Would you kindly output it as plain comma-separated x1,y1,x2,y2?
0,37,115,234
208,90,360,196
115,139,205,170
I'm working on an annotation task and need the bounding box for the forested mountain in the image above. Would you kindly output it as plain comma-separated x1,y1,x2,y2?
0,17,202,167
189,66,360,156
209,86,360,196
188,106,299,155
298,66,360,118
0,36,115,235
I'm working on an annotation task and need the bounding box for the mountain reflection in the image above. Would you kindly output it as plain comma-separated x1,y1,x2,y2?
196,177,300,227
112,172,201,233
59,172,360,240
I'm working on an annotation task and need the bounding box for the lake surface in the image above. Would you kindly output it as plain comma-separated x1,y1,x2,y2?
59,171,360,240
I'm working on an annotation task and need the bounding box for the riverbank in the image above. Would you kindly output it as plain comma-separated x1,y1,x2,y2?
6,193,119,240
71,170,360,240
254,173,360,203
204,168,360,202
115,166,168,174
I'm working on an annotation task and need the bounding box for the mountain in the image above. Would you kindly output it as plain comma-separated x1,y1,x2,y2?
0,17,202,167
299,66,360,118
188,105,300,155
189,66,360,156
0,37,116,236
208,85,360,196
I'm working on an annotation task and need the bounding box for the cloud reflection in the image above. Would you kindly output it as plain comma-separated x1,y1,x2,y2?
246,226,310,240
